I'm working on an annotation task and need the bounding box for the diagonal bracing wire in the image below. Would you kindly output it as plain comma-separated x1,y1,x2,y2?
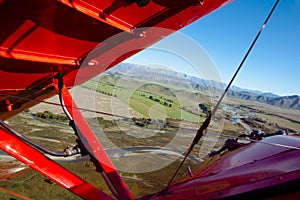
1,88,300,152
165,0,282,189
1,1,296,185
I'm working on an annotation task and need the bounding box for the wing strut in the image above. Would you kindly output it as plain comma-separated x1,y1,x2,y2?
0,123,113,199
54,74,133,200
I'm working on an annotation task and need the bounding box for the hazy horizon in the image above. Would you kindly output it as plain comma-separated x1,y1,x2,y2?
123,0,300,97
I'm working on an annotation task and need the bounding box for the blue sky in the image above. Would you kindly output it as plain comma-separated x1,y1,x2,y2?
124,0,300,96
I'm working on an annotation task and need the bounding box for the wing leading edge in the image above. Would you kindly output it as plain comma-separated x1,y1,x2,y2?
0,0,231,119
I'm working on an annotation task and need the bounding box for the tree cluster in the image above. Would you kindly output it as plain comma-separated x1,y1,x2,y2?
35,111,68,122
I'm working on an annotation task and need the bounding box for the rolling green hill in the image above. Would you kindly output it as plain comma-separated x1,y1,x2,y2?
81,74,208,122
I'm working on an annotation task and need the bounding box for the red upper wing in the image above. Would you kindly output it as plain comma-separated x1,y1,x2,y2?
0,0,231,119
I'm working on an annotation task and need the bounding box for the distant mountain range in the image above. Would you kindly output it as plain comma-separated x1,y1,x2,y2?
107,63,300,110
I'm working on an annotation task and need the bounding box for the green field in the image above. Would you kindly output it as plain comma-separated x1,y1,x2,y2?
81,75,205,123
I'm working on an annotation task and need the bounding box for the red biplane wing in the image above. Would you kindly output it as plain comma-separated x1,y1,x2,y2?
149,135,300,200
0,0,231,119
0,1,235,199
1,1,300,200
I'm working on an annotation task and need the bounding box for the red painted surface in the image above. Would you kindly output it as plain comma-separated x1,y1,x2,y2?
0,187,32,200
53,83,133,199
0,128,113,200
147,136,300,199
1,1,299,200
0,0,231,119
7,1,300,200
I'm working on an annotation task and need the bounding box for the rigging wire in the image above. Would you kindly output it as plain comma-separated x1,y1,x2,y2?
165,0,282,189
0,0,296,177
1,91,300,152
0,0,296,198
0,93,123,118
0,119,66,156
